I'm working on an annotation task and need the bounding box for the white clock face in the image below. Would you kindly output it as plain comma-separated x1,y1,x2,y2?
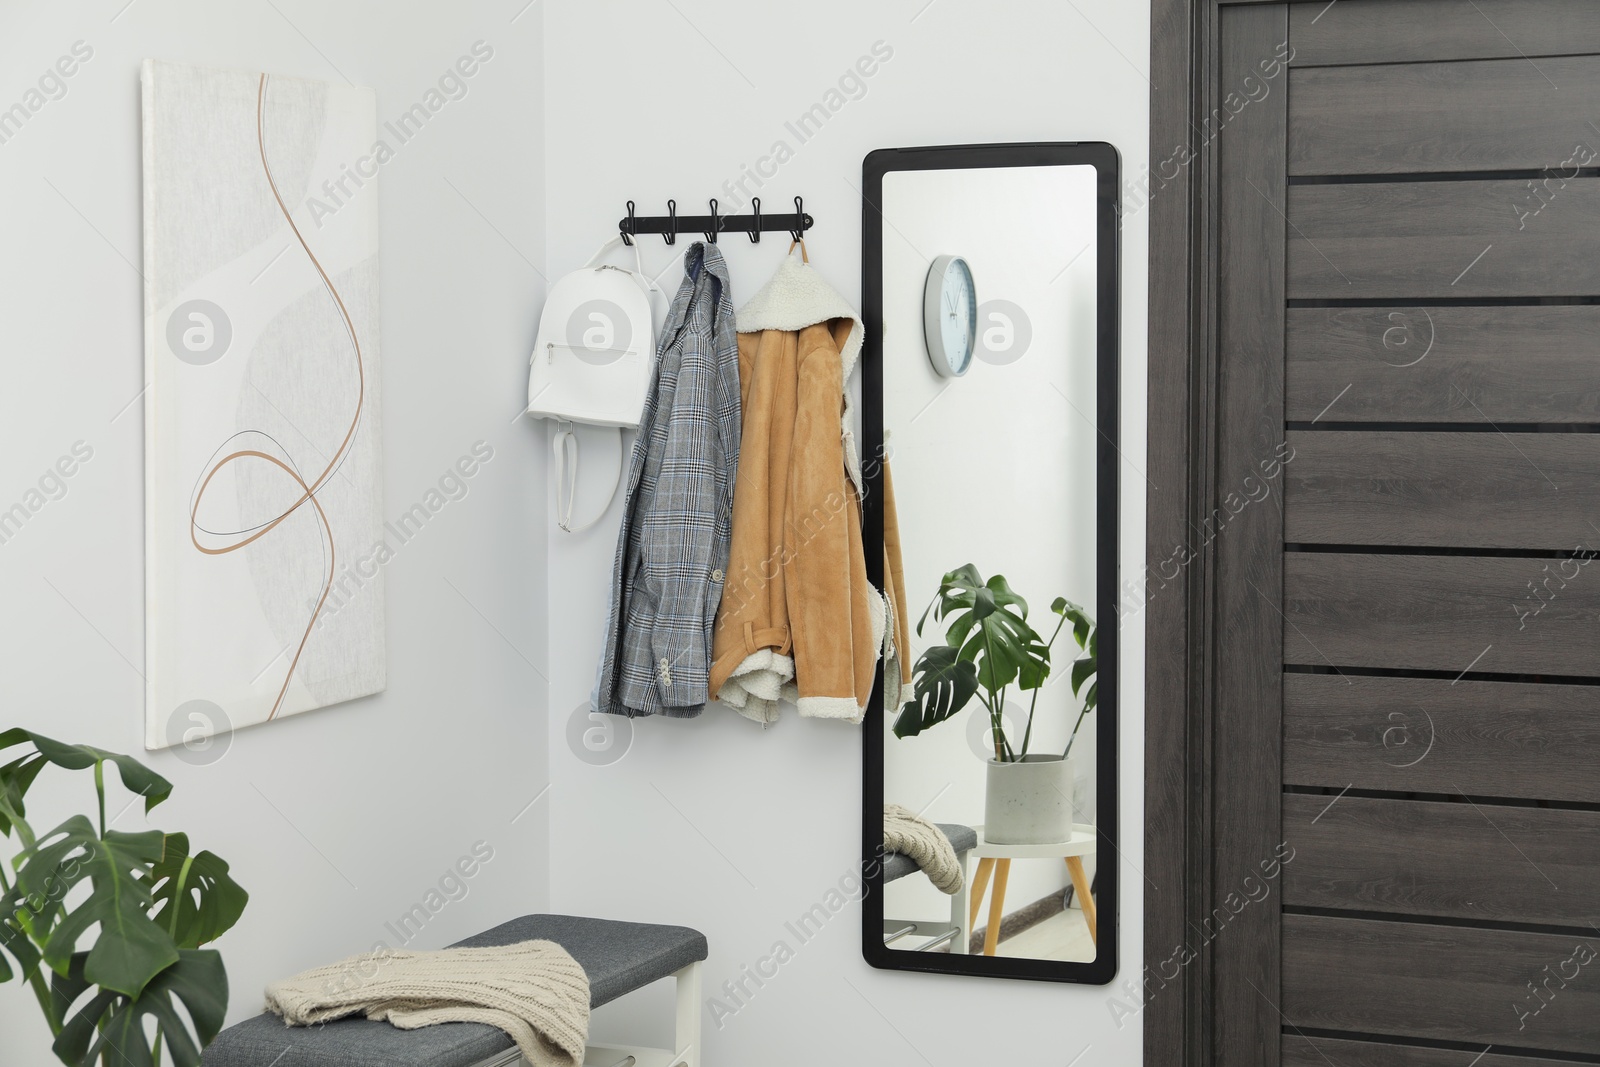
924,255,976,377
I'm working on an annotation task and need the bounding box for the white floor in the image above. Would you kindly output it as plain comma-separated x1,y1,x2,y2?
994,906,1097,962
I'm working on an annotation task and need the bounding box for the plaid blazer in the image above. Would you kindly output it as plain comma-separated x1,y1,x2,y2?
593,243,741,718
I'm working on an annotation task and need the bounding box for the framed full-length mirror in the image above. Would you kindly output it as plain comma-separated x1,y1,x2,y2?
861,142,1119,985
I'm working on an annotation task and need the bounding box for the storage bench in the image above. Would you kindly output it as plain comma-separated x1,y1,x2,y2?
203,914,708,1067
881,822,976,954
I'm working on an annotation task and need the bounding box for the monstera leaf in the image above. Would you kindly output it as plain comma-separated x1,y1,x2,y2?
14,816,179,995
1072,632,1098,713
0,748,49,841
4,816,101,982
1057,599,1098,714
0,888,40,984
893,644,980,739
0,729,173,820
914,565,1052,695
50,949,228,1067
149,834,249,949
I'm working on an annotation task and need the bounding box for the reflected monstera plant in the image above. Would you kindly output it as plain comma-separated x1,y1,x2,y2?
0,729,248,1067
893,564,1097,761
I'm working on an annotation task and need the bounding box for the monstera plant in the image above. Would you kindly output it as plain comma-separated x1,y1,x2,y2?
0,729,248,1067
894,566,1098,844
893,564,1097,762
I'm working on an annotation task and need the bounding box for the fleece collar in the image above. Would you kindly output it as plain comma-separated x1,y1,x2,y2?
735,254,865,373
736,254,867,494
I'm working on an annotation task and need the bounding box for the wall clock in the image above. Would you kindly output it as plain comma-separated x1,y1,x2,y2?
923,254,976,377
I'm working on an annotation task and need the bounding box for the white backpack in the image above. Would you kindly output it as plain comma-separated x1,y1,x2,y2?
526,237,665,532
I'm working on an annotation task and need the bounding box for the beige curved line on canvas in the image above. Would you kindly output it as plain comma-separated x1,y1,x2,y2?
188,73,368,721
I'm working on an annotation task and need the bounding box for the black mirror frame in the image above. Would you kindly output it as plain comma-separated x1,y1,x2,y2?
860,141,1121,986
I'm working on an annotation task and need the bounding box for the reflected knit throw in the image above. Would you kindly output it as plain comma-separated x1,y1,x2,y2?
883,804,964,895
264,940,590,1067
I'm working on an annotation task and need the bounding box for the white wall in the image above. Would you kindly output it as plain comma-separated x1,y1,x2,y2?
0,2,549,1063
543,2,1149,1064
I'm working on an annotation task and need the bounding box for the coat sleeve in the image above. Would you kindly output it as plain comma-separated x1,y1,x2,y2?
786,321,873,720
641,278,741,712
639,318,719,709
883,461,912,687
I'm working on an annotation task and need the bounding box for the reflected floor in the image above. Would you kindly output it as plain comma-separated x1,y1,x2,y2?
992,906,1096,963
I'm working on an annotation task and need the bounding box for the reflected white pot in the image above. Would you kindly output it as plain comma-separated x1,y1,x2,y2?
985,755,1073,844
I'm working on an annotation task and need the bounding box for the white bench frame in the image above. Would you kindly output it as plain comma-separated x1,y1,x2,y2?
582,961,702,1067
469,961,702,1067
881,849,972,954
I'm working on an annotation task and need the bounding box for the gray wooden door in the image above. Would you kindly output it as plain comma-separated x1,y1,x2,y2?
1212,2,1600,1063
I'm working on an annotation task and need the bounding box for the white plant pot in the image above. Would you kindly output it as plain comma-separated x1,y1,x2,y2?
985,755,1074,844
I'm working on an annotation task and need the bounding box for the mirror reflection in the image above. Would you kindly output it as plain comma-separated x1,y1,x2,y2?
872,160,1106,969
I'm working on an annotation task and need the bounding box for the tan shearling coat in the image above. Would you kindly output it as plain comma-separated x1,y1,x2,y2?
710,253,908,723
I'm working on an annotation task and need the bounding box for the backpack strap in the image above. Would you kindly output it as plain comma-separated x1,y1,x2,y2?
586,236,668,321
553,421,624,534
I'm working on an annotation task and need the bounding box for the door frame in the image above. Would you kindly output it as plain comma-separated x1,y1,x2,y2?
1145,0,1283,1063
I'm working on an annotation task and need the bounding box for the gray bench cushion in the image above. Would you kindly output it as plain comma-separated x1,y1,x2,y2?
883,823,976,884
204,1014,512,1067
203,914,708,1067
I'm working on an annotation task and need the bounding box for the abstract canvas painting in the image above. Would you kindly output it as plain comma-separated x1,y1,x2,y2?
142,60,384,750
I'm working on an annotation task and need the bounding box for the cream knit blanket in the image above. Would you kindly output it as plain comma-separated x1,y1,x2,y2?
265,940,590,1067
884,804,964,894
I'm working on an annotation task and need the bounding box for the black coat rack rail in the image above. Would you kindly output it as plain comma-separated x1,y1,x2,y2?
618,196,813,245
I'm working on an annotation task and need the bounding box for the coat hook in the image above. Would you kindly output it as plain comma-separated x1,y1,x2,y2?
706,198,720,244
664,198,677,245
790,195,806,242
749,197,762,242
622,199,636,246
